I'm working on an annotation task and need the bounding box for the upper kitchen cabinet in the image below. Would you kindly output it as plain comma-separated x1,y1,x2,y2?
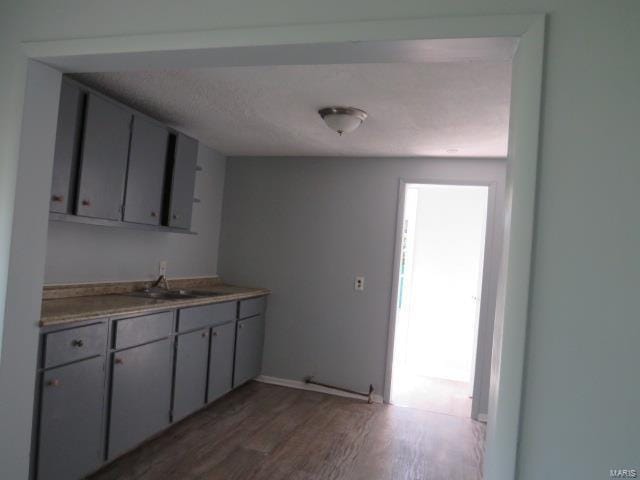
75,94,131,220
49,78,199,233
166,133,198,230
123,116,169,225
49,81,84,214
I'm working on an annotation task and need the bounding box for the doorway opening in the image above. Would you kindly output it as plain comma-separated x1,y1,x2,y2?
390,182,489,418
8,15,545,479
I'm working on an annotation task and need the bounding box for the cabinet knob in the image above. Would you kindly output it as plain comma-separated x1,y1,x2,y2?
114,358,124,365
212,331,218,337
201,331,207,338
51,195,64,203
47,379,60,387
172,214,178,220
150,211,157,217
71,339,84,347
238,324,243,330
81,199,91,206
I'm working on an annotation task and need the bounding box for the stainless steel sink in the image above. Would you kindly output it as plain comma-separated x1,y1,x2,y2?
127,288,224,300
179,289,226,297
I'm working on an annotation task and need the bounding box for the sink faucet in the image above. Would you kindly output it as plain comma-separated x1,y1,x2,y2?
153,275,170,290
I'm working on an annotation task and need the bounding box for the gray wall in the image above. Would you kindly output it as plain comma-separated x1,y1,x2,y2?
219,156,505,412
44,144,226,283
0,62,61,480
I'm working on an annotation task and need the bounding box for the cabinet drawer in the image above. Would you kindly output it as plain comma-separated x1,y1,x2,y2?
239,296,266,319
113,311,173,350
177,302,236,332
43,322,106,369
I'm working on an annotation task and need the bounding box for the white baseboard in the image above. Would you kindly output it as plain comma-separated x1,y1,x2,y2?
255,375,383,404
477,413,488,423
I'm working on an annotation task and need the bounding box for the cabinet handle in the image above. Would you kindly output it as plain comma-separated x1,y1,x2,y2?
51,195,64,202
81,199,91,206
114,358,124,365
71,339,84,347
47,379,60,387
150,211,157,217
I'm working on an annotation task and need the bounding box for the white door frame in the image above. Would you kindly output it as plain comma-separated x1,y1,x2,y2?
385,179,498,422
4,13,545,480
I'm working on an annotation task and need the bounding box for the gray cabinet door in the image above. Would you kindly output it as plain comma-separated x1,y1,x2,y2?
37,356,105,480
233,315,265,388
50,81,84,214
108,339,172,460
173,329,209,421
208,321,236,402
167,134,197,229
123,115,169,225
76,94,131,220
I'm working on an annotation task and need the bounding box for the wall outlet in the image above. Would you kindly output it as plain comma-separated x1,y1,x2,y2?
354,276,365,291
158,261,167,277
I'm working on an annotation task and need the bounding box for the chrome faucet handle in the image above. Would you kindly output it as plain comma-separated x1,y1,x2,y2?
152,274,170,290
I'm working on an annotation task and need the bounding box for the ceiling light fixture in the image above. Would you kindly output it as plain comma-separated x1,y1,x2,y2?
318,107,368,136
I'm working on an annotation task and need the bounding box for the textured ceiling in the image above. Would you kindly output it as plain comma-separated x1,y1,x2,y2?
73,61,512,157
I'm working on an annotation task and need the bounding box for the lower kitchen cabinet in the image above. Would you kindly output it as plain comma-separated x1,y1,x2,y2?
173,328,210,421
233,315,265,388
36,356,105,480
108,338,173,460
208,321,236,402
33,297,268,479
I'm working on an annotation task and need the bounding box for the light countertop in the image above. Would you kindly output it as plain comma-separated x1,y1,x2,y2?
40,283,270,327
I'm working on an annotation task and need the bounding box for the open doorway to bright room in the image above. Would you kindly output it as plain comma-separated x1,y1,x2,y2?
390,183,490,418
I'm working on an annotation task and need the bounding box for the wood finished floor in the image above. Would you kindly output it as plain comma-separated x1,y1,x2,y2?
89,382,485,480
391,375,472,418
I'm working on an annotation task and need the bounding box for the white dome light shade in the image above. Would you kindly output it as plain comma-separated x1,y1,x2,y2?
319,107,368,135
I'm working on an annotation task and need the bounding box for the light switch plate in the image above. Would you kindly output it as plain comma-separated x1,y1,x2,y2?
355,276,365,291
